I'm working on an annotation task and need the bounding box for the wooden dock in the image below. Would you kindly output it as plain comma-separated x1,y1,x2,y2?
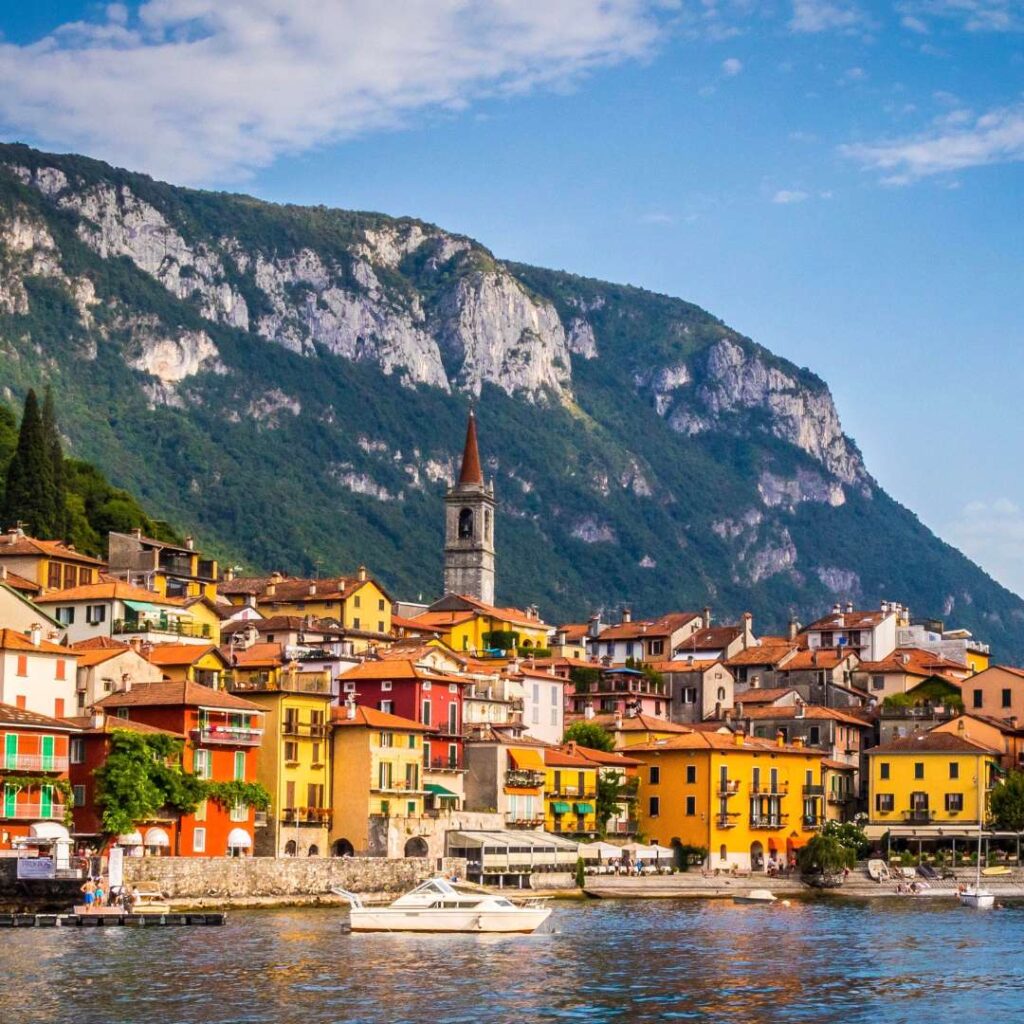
0,912,226,927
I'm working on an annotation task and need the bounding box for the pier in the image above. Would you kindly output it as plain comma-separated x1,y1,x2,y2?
0,912,226,927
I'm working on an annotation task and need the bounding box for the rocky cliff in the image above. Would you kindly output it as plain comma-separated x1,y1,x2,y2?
0,143,1021,658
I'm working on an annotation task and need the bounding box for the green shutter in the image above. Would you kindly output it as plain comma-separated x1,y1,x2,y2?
39,784,53,818
4,734,17,770
41,735,54,771
234,751,245,781
3,784,16,817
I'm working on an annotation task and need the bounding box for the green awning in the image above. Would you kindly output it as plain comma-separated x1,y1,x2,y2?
552,801,571,814
123,600,165,614
425,783,458,800
574,803,594,814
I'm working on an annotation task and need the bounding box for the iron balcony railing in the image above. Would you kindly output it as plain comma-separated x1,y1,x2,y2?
280,807,332,826
750,783,789,796
2,802,66,820
904,809,934,823
113,618,212,639
717,779,741,797
803,784,825,796
425,756,464,771
504,812,546,829
227,675,331,695
282,722,328,738
505,769,545,789
1,755,69,772
749,816,785,829
192,726,263,746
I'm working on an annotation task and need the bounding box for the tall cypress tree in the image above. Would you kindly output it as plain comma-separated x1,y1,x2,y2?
41,386,67,538
2,389,56,536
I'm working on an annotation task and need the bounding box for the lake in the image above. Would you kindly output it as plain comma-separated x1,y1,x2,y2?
2,898,1021,1023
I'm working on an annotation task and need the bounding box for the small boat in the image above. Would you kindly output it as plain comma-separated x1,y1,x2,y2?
981,866,1012,877
333,878,552,933
733,889,778,905
959,887,995,909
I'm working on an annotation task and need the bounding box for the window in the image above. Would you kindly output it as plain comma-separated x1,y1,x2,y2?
343,681,356,693
682,687,697,704
54,698,64,718
15,655,27,677
408,734,417,750
872,675,885,691
649,640,664,656
86,604,106,625
875,793,894,812
450,683,459,694
55,659,66,681
717,687,726,701
193,827,206,853
47,563,61,589
648,796,660,817
448,703,458,735
378,761,393,790
649,766,660,785
234,751,245,781
879,762,890,780
353,617,361,630
377,621,385,632
311,742,321,765
381,731,394,748
354,595,361,608
973,689,983,708
70,737,85,764
381,680,392,691
686,765,696,784
378,599,385,612
949,761,959,780
447,743,458,768
914,762,924,780
421,699,431,726
284,741,298,762
73,784,85,807
685,796,696,816
195,799,207,822
230,801,247,822
379,700,393,715
63,565,76,589
194,749,211,779
945,793,964,812
55,607,75,626
1002,689,1013,709
808,726,821,745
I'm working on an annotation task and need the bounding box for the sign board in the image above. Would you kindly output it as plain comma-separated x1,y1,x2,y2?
108,846,124,889
17,857,55,880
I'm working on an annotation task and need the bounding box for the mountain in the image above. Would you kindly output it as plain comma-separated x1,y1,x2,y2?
0,142,1021,658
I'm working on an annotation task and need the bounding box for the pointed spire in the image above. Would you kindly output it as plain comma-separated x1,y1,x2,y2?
458,409,483,485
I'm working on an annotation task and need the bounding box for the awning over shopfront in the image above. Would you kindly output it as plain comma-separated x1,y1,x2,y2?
508,747,546,771
552,801,571,814
144,827,170,848
117,831,143,846
574,803,594,814
425,783,458,802
227,828,252,849
29,822,70,840
123,600,168,615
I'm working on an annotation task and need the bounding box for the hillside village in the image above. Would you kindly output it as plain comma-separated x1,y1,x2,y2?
0,407,1021,883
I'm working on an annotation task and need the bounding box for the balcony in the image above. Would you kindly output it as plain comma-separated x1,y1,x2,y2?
1,755,69,772
717,779,741,797
113,618,213,640
282,722,328,738
803,784,825,796
192,726,263,746
227,674,331,695
607,819,639,835
504,813,546,829
505,769,545,789
828,792,853,805
716,812,740,829
280,807,332,827
1,803,66,821
750,784,789,796
803,815,823,829
904,809,934,824
426,756,464,772
749,817,785,830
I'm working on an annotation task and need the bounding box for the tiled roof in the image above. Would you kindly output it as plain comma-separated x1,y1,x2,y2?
733,687,800,704
0,702,80,730
0,628,75,657
457,410,483,485
736,705,869,727
0,569,41,593
74,648,130,668
34,579,186,605
145,643,226,668
70,636,130,651
780,649,857,671
680,626,744,651
563,743,642,767
726,643,798,667
554,623,590,643
61,715,184,738
424,594,546,631
544,747,596,768
0,532,105,564
804,609,889,631
331,705,435,731
96,679,262,711
858,648,967,675
597,612,701,642
408,610,476,630
228,642,285,669
629,731,821,755
647,658,720,674
867,732,999,755
587,712,693,734
219,573,390,604
338,660,457,684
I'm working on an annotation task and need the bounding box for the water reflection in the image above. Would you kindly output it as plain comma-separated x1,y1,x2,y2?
0,899,1020,1023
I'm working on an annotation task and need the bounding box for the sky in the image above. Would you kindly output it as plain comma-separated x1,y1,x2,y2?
0,1,1022,596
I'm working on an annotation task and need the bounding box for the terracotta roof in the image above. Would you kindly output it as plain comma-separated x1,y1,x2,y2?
858,648,967,675
70,636,130,651
61,715,184,738
409,610,476,630
563,743,642,767
338,660,457,684
544,747,597,768
629,732,821,755
96,679,262,712
0,703,80,730
737,705,869,727
74,647,131,668
423,595,547,631
598,612,702,642
555,623,590,644
647,659,720,674
0,628,76,657
0,569,41,593
228,642,285,669
867,732,1000,755
0,532,105,564
391,614,437,632
679,626,744,651
733,687,800,704
219,573,390,604
991,665,1024,680
804,609,890,631
251,616,316,633
513,666,568,682
378,641,467,665
780,649,857,671
144,643,228,668
34,580,186,606
726,643,798,667
822,758,856,771
457,410,483,485
587,712,694,734
331,705,434,731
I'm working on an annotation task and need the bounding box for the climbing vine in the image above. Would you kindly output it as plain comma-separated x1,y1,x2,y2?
0,775,75,826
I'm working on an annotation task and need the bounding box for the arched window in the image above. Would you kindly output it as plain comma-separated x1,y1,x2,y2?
717,687,726,701
308,844,319,857
332,838,354,857
284,839,297,857
404,836,429,858
458,508,474,539
484,509,492,541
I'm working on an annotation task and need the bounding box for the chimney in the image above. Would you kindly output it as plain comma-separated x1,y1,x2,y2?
812,650,819,666
750,674,760,689
614,711,623,730
224,566,235,582
308,582,317,596
736,701,744,718
788,618,799,641
556,630,567,647
185,536,195,551
587,615,602,639
702,606,711,629
845,601,854,613
29,623,42,647
90,711,105,730
358,565,367,582
687,655,694,667
132,528,143,540
621,606,632,624
266,583,276,597
775,730,785,747
734,731,744,747
957,717,966,736
795,702,805,719
0,566,6,581
271,571,284,583
345,693,357,720
793,737,805,749
832,603,841,615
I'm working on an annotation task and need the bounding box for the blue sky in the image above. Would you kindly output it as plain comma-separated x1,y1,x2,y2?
0,1,1022,596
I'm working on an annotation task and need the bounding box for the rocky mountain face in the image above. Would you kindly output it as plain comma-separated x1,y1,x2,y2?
0,143,1021,658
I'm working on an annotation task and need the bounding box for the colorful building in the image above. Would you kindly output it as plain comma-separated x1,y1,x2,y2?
330,704,434,856
0,527,105,592
0,703,76,850
411,594,550,656
95,681,265,856
0,627,78,719
630,730,825,872
145,643,230,688
106,530,219,601
568,666,669,721
465,735,548,830
566,742,641,836
71,639,164,712
543,747,598,838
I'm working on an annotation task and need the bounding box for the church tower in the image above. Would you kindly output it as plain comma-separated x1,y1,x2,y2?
443,411,496,604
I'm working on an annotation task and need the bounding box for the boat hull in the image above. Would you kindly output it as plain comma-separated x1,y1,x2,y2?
959,892,995,909
349,907,551,933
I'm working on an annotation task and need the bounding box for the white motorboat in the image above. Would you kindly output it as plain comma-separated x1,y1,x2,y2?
733,889,778,905
959,887,995,909
333,878,552,933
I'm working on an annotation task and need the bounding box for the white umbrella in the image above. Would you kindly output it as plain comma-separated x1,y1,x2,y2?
579,841,625,861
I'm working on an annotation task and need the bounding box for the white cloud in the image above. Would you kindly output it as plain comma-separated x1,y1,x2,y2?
945,498,1024,597
772,188,810,203
0,0,667,184
896,1,1024,33
639,211,675,224
840,65,867,83
722,56,743,75
841,103,1024,183
900,13,930,31
789,0,865,33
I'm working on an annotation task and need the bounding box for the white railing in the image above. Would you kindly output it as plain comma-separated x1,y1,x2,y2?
1,755,69,772
2,803,66,820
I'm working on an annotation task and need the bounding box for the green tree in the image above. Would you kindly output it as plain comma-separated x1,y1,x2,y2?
798,833,855,887
563,722,614,752
821,819,871,858
575,856,586,888
990,771,1024,832
41,386,67,537
3,390,57,535
595,769,635,834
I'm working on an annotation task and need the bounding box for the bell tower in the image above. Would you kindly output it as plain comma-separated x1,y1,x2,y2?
443,410,496,604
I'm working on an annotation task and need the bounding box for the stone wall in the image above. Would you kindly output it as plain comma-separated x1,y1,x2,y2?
367,810,505,860
123,856,466,899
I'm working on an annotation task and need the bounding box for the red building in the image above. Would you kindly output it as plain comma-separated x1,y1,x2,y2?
92,681,265,856
340,659,465,771
0,702,77,850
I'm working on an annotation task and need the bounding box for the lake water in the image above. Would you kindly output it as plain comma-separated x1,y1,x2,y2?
2,898,1022,1023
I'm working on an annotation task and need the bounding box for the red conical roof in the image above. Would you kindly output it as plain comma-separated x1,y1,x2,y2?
458,410,483,485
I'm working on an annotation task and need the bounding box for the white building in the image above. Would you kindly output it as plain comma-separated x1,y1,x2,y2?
802,601,906,663
517,668,566,745
0,627,79,720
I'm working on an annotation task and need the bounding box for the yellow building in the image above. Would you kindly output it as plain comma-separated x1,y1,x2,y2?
226,661,333,857
330,705,432,856
145,643,230,688
543,747,598,838
0,528,105,591
588,712,696,750
181,597,225,646
107,530,219,601
219,568,392,649
411,594,550,655
630,730,824,872
866,728,1000,835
